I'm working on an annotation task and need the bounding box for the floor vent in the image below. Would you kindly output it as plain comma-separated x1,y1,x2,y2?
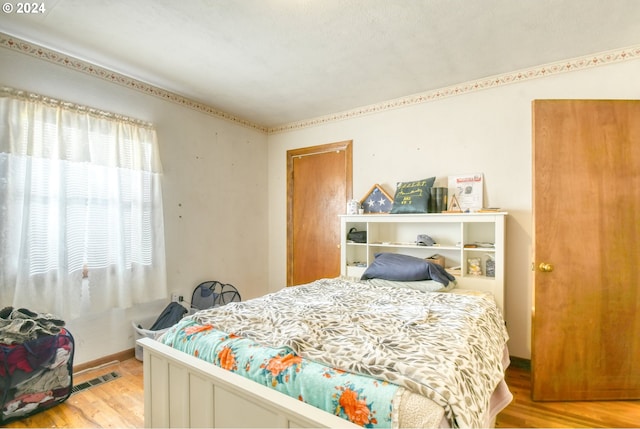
72,371,121,395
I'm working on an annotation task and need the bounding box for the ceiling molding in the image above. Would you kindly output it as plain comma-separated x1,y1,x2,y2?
268,44,640,134
0,32,268,134
2,32,639,136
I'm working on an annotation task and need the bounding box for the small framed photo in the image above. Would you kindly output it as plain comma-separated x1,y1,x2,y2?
360,184,393,214
448,173,484,213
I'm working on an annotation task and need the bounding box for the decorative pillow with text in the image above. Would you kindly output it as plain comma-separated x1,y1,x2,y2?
390,177,435,213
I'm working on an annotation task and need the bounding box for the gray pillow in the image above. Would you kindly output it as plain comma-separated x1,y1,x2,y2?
360,253,455,285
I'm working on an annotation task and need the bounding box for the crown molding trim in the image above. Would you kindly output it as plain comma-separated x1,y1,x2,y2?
2,32,639,136
268,44,640,134
0,32,269,133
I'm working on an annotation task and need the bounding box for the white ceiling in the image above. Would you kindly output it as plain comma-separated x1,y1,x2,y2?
1,0,640,128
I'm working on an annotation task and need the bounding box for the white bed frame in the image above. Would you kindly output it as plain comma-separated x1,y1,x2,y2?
138,337,359,428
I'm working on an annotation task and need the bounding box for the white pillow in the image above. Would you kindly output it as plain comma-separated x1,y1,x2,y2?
363,278,456,293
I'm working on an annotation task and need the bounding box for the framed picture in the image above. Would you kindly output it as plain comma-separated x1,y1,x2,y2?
448,173,484,212
360,184,393,214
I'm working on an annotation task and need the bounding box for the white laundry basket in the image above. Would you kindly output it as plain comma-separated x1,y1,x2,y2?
132,317,171,361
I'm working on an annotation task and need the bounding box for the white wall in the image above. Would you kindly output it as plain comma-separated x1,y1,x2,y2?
0,47,269,364
3,40,639,363
266,59,640,359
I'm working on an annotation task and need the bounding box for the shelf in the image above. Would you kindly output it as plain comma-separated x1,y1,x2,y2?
462,275,496,281
369,242,459,251
464,247,496,253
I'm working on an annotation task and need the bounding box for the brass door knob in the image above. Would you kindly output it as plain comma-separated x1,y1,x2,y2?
538,262,554,272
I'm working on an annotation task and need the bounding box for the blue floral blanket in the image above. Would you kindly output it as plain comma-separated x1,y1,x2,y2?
161,319,398,427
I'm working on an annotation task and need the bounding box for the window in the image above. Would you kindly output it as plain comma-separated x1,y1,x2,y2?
0,87,167,319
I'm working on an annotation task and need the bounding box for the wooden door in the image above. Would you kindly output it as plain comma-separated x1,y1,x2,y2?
287,141,352,286
532,100,640,401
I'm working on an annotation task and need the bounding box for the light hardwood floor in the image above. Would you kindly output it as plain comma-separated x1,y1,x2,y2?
498,361,640,428
4,357,639,428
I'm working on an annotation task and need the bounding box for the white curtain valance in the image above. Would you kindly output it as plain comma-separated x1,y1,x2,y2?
0,86,163,173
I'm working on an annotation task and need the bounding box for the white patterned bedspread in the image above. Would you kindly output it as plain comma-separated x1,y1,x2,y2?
193,278,509,428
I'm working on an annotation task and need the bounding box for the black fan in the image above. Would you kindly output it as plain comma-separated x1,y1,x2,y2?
190,280,241,311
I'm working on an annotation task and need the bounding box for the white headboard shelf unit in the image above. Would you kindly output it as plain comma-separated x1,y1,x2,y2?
340,212,507,314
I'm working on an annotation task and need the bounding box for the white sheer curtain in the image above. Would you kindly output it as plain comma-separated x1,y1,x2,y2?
0,87,167,319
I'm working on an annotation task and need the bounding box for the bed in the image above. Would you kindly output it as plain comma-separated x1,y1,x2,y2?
139,258,512,428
